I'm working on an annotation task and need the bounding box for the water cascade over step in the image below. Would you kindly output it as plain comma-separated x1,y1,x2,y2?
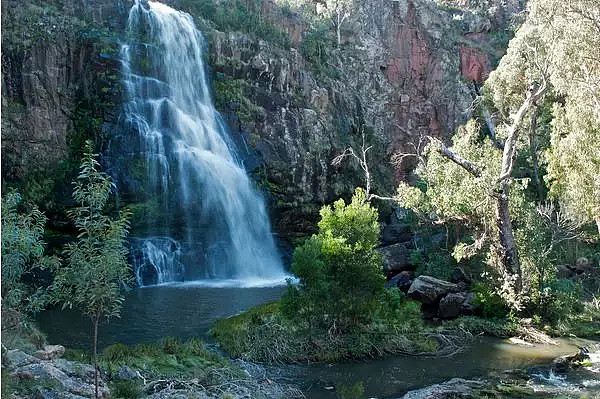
119,0,287,287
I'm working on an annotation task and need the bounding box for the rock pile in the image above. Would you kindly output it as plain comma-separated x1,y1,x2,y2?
3,346,109,398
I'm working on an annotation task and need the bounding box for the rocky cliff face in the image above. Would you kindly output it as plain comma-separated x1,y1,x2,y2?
202,0,520,236
1,0,521,238
1,0,125,182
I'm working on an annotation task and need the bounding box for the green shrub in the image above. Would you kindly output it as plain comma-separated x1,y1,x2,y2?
473,282,508,318
531,279,583,324
180,0,291,48
412,249,455,281
185,338,208,357
111,380,142,399
337,381,364,399
103,343,131,362
1,192,59,315
162,337,183,355
281,188,385,331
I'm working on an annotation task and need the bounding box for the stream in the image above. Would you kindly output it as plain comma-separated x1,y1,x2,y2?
37,285,600,398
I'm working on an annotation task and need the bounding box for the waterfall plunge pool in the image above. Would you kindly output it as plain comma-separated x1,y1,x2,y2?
37,283,287,349
36,284,598,398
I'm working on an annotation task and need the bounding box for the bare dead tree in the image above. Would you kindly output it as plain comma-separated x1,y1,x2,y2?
331,128,395,202
390,132,429,169
537,202,584,257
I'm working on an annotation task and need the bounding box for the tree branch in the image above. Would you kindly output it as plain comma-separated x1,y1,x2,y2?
428,137,483,178
496,81,548,184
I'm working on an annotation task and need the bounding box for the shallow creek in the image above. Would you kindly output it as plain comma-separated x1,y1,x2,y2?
37,285,599,398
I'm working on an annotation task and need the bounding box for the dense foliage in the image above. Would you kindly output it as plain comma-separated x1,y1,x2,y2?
396,0,599,322
281,188,385,330
212,189,456,363
1,192,58,316
53,142,131,325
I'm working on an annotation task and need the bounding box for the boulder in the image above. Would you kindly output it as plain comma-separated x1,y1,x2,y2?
400,378,485,399
569,257,595,275
385,273,402,289
386,271,414,292
4,349,38,368
397,271,415,293
7,353,108,398
460,292,477,315
552,347,593,374
381,209,412,245
438,292,466,319
381,242,415,275
450,267,471,284
551,355,571,373
407,276,460,305
36,345,65,360
115,365,144,382
38,388,87,399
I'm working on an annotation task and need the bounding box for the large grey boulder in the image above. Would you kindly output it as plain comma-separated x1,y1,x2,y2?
407,276,460,305
38,389,87,399
4,349,38,368
7,351,108,398
399,378,485,399
381,209,412,245
569,257,595,275
438,292,466,319
116,365,144,382
36,345,65,360
385,271,415,292
381,243,415,275
460,292,477,315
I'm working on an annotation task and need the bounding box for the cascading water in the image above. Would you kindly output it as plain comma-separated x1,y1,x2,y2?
119,0,287,286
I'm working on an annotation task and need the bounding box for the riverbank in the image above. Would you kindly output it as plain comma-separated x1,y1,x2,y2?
1,321,302,398
209,300,469,364
209,297,599,366
3,317,600,399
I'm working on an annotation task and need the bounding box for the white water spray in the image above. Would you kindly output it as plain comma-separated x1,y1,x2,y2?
121,0,287,286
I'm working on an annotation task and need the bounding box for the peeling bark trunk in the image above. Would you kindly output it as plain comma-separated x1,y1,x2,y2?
336,12,341,47
494,83,547,296
494,187,522,293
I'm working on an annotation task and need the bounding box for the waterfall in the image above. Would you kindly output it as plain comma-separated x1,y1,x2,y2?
120,0,287,286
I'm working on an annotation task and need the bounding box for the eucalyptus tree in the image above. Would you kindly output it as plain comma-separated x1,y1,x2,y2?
52,141,131,398
317,0,356,47
396,0,600,310
1,192,58,322
537,0,600,234
396,3,554,307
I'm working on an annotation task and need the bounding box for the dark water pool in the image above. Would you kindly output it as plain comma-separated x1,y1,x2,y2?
37,285,597,398
37,283,286,349
292,336,593,398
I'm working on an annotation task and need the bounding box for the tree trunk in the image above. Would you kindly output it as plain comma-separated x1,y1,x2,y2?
336,12,341,47
596,215,600,237
494,82,546,296
494,186,522,294
93,315,99,399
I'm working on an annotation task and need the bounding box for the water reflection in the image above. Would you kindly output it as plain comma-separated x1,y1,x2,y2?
37,285,286,349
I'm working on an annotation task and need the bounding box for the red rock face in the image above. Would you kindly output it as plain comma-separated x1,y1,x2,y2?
382,1,444,182
460,33,492,83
